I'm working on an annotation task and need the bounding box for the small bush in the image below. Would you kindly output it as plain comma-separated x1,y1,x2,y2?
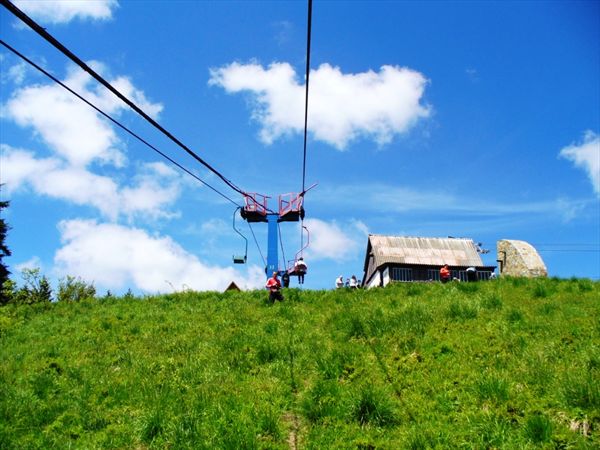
12,269,53,304
577,278,594,292
405,284,424,297
350,384,397,426
140,408,166,444
538,302,557,315
257,406,281,438
365,307,389,337
471,415,513,449
456,282,480,293
255,339,283,364
395,303,432,336
346,315,368,339
476,375,510,403
532,282,550,299
506,277,527,287
446,300,478,320
1,279,17,305
57,276,96,302
562,371,600,409
506,308,523,323
301,379,343,423
481,293,503,310
315,349,352,380
405,430,439,449
524,413,553,443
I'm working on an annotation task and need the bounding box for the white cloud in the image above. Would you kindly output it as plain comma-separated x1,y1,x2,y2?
1,61,170,219
5,79,124,167
16,256,42,273
560,130,600,196
315,183,457,213
313,182,592,223
199,218,230,235
3,63,163,167
1,145,180,220
209,62,430,149
120,162,181,220
303,218,363,261
2,61,28,85
54,220,265,292
13,0,118,24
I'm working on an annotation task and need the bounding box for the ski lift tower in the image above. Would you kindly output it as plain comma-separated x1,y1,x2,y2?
240,191,308,278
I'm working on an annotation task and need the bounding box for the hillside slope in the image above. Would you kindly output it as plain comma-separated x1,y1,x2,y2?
1,277,599,448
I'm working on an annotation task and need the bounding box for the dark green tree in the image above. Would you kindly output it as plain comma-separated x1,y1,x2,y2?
0,188,12,305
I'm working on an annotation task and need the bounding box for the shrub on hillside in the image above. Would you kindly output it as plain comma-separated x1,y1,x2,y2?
350,384,398,426
301,379,344,423
57,276,96,302
524,413,553,444
8,268,53,304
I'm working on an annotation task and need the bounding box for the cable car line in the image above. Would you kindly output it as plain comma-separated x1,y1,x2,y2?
1,0,247,198
299,0,313,256
301,0,313,196
2,0,314,277
0,39,242,209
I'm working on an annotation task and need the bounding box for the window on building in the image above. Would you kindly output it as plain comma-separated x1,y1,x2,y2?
452,270,469,282
391,267,413,282
428,269,440,281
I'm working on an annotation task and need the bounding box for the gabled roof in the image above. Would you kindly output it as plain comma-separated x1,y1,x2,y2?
224,281,241,292
363,235,486,284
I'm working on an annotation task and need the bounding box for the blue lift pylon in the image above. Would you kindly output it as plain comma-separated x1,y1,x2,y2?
240,192,306,279
266,214,279,276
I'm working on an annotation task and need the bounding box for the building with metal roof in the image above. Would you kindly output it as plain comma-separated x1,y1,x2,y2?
362,235,496,288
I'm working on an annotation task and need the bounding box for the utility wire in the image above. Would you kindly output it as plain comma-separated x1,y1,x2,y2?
299,0,313,253
0,39,242,208
301,0,312,196
1,0,247,198
537,249,600,253
532,243,600,247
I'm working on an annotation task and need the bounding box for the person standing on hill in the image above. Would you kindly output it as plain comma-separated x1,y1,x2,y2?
266,271,284,303
282,271,290,288
336,275,344,288
440,264,451,284
349,275,358,289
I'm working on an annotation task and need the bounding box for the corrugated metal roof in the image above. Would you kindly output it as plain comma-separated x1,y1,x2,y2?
363,235,486,284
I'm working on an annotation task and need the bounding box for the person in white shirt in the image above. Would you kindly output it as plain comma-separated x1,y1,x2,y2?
349,275,358,289
294,257,307,284
335,275,344,289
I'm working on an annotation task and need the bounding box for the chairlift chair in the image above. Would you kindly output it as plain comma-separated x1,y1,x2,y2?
278,192,305,223
287,224,310,276
240,192,269,223
232,207,248,264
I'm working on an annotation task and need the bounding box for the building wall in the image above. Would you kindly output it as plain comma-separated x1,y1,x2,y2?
497,239,547,277
366,270,382,289
383,267,390,286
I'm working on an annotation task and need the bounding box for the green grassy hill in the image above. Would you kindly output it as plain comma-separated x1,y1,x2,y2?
1,277,599,449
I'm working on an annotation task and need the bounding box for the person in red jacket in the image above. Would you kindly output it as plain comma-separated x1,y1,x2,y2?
440,264,451,283
265,271,284,303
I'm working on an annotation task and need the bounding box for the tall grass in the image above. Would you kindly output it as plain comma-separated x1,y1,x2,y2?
1,277,598,448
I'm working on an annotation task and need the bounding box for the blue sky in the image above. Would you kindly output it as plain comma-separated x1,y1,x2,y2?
1,0,599,294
